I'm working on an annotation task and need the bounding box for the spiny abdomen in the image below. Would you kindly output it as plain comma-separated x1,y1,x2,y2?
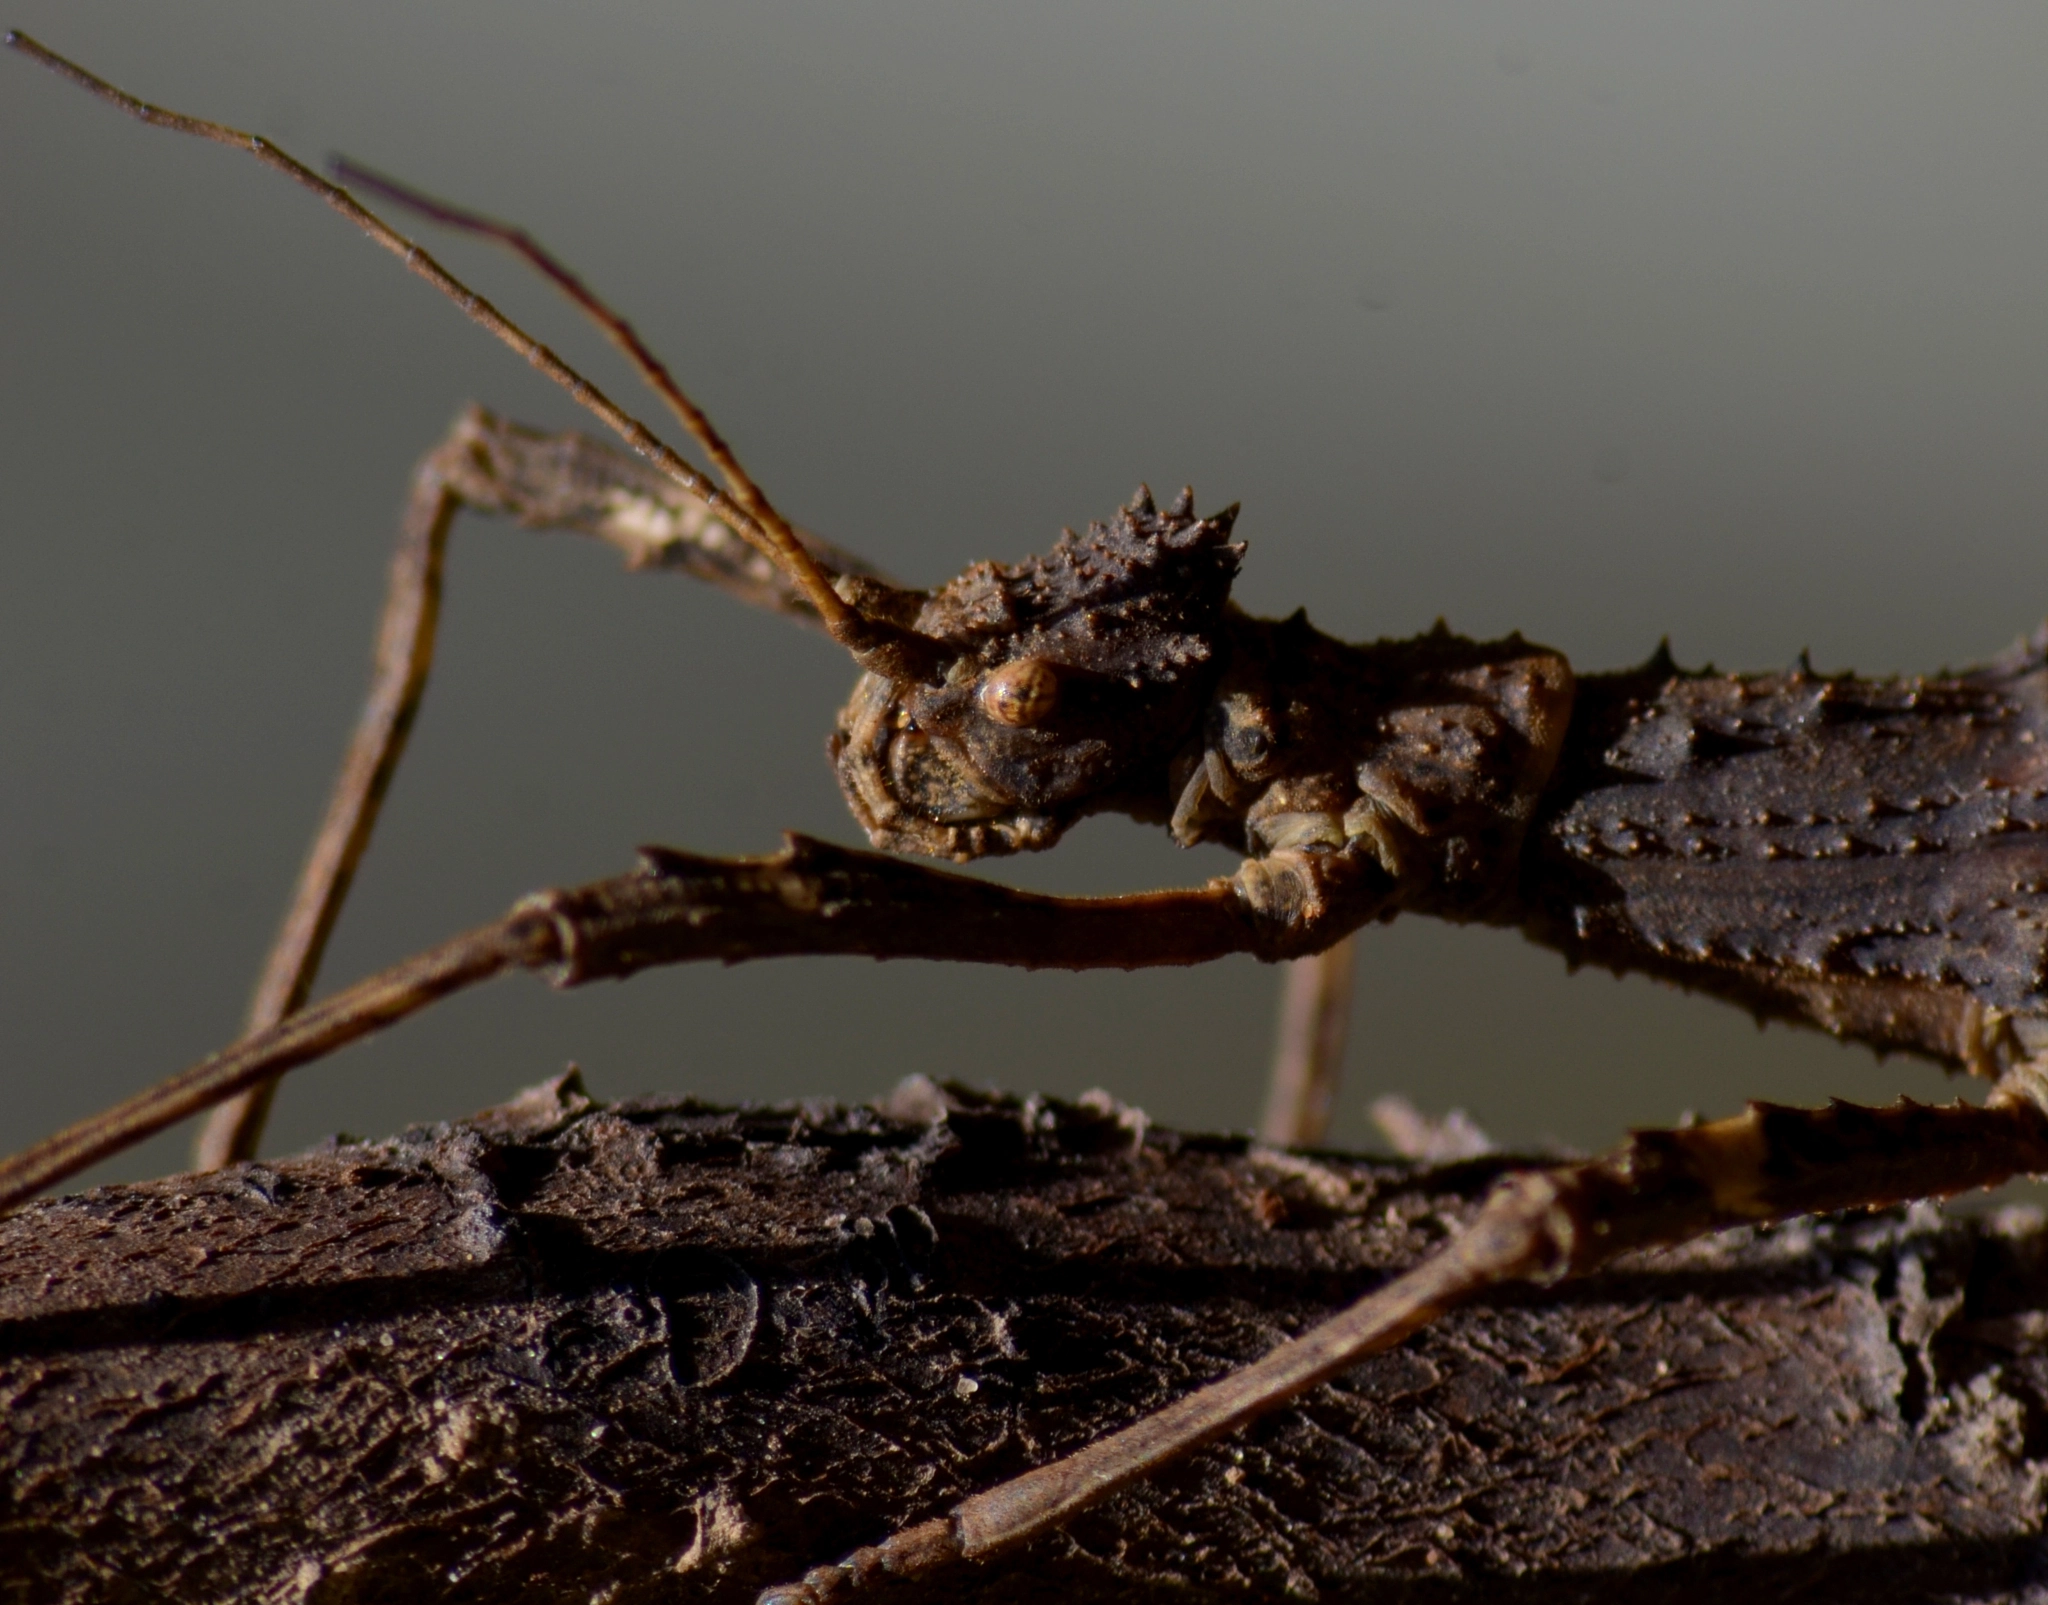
1522,632,2048,1070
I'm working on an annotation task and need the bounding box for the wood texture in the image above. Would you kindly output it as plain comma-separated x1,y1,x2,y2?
6,1076,2048,1603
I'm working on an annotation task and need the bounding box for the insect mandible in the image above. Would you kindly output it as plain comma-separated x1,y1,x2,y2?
8,27,2048,1605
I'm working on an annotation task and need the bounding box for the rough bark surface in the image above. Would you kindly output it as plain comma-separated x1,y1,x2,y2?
5,1076,2048,1604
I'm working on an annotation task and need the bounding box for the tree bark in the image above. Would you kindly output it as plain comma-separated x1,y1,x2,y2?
5,1075,2048,1604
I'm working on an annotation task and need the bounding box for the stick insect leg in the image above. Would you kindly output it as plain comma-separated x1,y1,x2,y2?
196,409,891,1168
753,1086,2048,1603
0,838,1266,1210
1259,935,1356,1145
1253,933,1351,1146
193,448,457,1168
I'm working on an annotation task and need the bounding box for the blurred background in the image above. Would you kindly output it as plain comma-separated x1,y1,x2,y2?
3,2,2045,1189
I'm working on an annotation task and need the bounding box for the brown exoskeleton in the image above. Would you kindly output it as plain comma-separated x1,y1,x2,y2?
11,34,2048,1604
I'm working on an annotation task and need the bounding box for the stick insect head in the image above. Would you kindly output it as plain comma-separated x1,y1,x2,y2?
833,487,1244,861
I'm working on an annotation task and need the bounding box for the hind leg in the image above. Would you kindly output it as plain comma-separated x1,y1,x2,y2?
756,1084,2048,1602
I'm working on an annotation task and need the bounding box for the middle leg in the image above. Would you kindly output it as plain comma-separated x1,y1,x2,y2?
1261,934,1357,1146
754,1081,2048,1602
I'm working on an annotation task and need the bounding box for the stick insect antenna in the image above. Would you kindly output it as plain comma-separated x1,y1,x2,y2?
5,33,943,682
327,158,875,633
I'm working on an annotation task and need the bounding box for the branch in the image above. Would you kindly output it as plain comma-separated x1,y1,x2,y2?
4,1077,2045,1603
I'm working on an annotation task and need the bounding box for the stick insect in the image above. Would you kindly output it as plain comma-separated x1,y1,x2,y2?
12,33,2048,1603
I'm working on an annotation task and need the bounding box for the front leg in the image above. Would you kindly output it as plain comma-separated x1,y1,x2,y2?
197,407,891,1169
2,837,1325,1209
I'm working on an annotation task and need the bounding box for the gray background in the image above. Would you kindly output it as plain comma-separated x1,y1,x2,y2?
3,3,2045,1190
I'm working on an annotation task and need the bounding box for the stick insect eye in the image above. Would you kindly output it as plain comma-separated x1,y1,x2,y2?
978,657,1060,728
